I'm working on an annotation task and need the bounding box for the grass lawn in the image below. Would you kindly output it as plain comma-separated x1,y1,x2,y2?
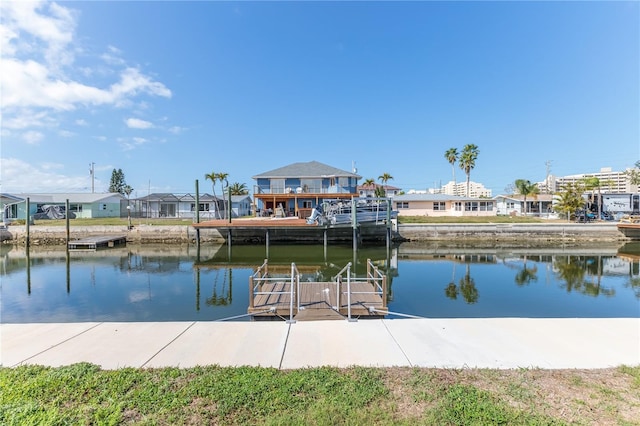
1,364,638,425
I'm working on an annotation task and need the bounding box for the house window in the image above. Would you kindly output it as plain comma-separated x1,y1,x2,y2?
190,203,209,212
270,179,285,194
479,201,493,211
301,179,320,193
396,202,409,209
69,204,82,212
506,202,515,209
465,202,478,211
433,202,446,211
454,202,463,211
302,201,313,209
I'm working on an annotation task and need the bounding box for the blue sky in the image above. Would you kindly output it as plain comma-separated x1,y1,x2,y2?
1,1,638,197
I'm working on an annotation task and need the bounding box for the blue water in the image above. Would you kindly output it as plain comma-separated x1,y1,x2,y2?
1,243,638,323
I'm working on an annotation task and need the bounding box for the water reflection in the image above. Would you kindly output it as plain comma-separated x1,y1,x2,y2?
1,241,638,323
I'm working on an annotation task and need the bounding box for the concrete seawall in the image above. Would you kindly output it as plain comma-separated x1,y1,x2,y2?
397,222,626,242
0,222,628,245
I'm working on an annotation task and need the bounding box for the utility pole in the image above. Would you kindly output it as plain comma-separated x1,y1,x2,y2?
89,162,95,193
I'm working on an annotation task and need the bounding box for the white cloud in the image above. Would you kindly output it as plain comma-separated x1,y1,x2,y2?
58,129,74,137
126,117,154,129
0,1,172,140
75,119,88,126
22,130,44,145
0,158,95,192
168,126,185,135
2,110,54,129
120,136,148,151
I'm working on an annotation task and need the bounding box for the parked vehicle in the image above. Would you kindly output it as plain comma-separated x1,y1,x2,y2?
574,209,595,223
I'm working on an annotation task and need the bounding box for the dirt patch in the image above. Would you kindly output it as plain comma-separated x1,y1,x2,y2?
381,367,640,425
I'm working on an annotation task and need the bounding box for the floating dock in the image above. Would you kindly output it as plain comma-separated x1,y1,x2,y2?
68,235,127,251
248,259,388,321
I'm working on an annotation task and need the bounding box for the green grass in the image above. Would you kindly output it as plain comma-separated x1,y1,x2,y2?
2,364,638,425
397,215,561,224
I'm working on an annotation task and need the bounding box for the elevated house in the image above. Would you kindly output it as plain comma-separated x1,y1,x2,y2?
392,194,496,217
252,161,361,219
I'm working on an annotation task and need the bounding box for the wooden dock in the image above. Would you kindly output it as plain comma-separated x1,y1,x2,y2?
248,260,388,321
68,235,127,251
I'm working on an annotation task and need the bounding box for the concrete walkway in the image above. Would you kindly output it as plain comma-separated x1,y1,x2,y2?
2,318,639,370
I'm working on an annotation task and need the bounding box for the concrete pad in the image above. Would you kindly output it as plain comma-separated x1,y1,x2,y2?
386,318,640,369
145,321,290,368
384,318,540,369
23,322,193,369
281,319,410,369
1,323,100,367
507,318,640,369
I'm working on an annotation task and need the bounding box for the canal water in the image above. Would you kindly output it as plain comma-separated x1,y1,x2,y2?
1,242,639,323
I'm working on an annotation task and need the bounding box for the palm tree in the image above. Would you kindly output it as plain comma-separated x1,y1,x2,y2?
204,171,220,219
229,182,248,195
625,161,640,187
377,173,393,197
554,181,586,221
363,178,375,187
217,172,229,220
458,144,479,197
444,148,458,186
514,179,539,216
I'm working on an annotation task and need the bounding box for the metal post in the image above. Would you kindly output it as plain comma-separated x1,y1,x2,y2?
65,199,70,244
248,275,254,309
195,179,200,224
228,185,232,223
352,198,357,252
265,230,270,259
347,263,356,322
287,262,296,324
25,197,30,247
382,275,388,308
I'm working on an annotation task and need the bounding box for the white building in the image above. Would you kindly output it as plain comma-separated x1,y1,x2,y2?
440,181,492,197
540,167,638,194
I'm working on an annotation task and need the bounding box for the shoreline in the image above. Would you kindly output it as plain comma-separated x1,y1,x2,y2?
0,222,629,245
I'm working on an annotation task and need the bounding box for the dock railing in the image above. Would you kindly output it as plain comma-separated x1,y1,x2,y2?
333,258,387,320
249,259,300,322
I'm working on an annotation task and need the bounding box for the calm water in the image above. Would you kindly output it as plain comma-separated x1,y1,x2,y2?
1,242,639,323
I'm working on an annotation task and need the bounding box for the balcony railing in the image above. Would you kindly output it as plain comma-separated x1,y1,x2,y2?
253,185,353,195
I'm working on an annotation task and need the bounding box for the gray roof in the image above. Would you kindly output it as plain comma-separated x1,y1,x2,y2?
252,161,361,180
137,193,219,202
6,192,124,203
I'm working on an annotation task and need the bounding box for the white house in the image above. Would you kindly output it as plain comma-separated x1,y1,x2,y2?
393,194,496,217
494,194,555,217
2,192,126,222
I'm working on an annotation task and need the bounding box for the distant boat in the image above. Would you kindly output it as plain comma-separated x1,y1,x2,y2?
617,215,640,240
307,198,397,227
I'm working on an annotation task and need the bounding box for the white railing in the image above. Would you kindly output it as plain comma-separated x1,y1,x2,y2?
248,260,300,322
332,259,387,321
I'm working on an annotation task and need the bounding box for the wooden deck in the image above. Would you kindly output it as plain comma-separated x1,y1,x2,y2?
249,280,386,321
68,235,127,251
